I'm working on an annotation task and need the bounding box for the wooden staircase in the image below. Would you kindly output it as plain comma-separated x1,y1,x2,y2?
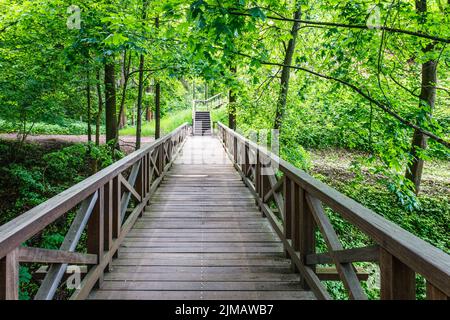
193,111,212,136
192,93,227,136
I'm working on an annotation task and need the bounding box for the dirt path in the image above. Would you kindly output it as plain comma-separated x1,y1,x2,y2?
0,134,155,153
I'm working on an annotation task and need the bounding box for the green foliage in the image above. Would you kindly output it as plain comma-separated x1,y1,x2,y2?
0,0,449,301
312,170,449,299
19,266,32,300
43,143,117,184
0,140,118,225
281,142,312,172
40,233,65,250
119,108,192,136
0,119,106,135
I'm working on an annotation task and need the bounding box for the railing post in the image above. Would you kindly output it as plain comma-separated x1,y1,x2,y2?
380,248,416,300
87,187,104,288
103,180,113,253
260,158,271,211
299,188,316,288
0,248,19,300
144,154,149,196
156,143,163,176
283,175,293,259
112,176,121,243
136,158,145,218
233,136,238,164
255,149,262,212
242,143,249,178
291,180,301,250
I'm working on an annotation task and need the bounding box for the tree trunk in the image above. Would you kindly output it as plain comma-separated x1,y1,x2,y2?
154,15,161,140
136,0,148,149
95,69,103,146
273,3,301,131
405,0,437,194
86,68,92,143
155,82,161,139
146,104,152,121
104,61,117,145
136,54,145,150
228,66,237,130
145,86,152,121
117,50,131,129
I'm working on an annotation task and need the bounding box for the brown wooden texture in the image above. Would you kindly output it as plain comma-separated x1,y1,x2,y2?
0,248,18,300
217,122,450,300
18,247,97,265
87,136,315,300
0,124,188,300
380,248,416,300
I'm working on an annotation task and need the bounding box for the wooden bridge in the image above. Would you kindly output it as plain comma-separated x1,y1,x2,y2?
0,123,449,300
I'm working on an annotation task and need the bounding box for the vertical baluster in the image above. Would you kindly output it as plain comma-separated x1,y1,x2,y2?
103,180,113,272
233,136,238,164
242,143,249,178
112,176,121,241
255,149,262,212
299,188,316,288
283,175,292,260
0,248,19,300
380,248,416,300
260,157,271,206
144,153,149,196
291,181,301,251
157,143,164,175
87,187,104,288
136,159,145,217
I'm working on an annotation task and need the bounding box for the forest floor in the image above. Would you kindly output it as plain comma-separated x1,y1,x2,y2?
309,148,450,196
0,134,155,153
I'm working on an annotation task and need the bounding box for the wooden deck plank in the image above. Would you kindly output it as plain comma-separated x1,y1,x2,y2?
88,136,316,300
99,281,304,291
103,274,300,282
89,290,316,300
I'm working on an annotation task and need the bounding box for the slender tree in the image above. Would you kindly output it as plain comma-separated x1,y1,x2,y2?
405,0,438,194
273,1,301,131
136,0,149,150
228,66,237,130
86,67,92,143
104,61,117,145
154,16,161,140
155,81,161,139
95,69,103,146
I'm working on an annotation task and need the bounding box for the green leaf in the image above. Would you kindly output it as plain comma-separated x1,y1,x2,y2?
248,7,266,20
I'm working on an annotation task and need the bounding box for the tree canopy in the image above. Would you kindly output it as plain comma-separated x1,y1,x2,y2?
1,0,449,206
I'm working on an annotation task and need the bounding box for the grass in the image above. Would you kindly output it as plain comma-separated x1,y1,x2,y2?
119,109,192,136
119,106,228,136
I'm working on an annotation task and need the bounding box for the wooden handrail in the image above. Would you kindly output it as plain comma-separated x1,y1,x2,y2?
0,123,189,300
217,121,450,300
192,92,227,116
194,93,224,104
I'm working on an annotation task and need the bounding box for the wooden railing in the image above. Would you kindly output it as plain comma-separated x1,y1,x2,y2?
0,123,188,300
218,122,450,300
192,93,227,114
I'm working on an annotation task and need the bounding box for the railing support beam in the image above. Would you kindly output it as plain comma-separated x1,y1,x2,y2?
0,248,18,300
380,248,416,300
